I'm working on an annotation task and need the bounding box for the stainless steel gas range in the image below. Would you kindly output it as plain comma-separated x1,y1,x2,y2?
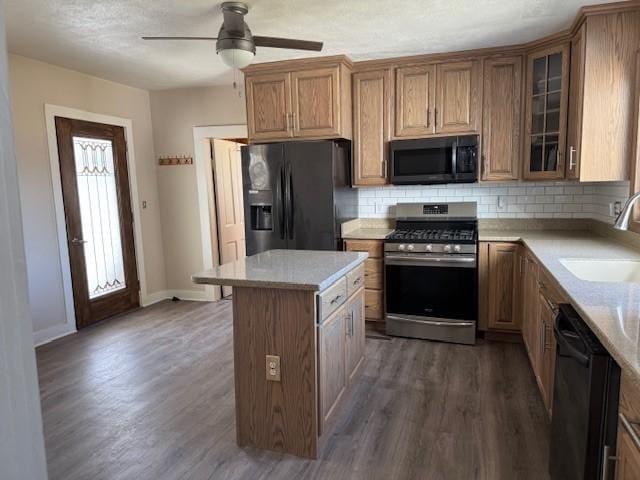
384,202,478,345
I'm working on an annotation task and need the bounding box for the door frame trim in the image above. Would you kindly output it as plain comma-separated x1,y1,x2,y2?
192,124,247,302
44,104,147,341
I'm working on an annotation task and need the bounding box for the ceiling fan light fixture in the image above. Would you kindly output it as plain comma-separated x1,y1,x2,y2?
218,48,255,69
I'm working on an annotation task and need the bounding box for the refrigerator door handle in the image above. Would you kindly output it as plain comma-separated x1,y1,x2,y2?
287,163,294,239
276,164,285,240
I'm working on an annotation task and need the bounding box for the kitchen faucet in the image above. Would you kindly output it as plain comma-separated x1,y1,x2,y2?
614,191,640,230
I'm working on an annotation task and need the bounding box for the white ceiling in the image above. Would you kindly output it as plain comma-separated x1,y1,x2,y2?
4,0,618,91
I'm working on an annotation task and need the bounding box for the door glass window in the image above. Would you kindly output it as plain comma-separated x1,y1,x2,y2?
73,136,126,298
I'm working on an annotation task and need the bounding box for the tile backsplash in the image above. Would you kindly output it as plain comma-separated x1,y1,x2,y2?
355,181,630,224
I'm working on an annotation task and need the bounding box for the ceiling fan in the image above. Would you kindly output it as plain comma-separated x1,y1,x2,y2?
142,1,323,69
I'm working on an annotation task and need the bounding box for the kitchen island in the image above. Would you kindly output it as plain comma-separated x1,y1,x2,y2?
192,249,368,458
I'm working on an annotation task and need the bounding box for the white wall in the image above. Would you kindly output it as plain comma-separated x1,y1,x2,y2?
9,54,167,342
0,5,48,477
150,85,246,293
356,181,629,224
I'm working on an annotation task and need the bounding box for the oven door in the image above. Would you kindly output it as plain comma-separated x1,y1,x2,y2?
384,253,477,344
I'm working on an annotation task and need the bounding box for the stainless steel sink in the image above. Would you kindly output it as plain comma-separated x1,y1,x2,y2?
559,259,640,283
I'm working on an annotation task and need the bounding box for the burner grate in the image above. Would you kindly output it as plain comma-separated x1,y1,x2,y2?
388,228,475,242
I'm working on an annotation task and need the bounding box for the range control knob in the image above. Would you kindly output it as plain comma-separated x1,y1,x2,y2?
454,245,462,253
425,244,433,252
407,244,415,251
398,244,406,251
443,244,453,253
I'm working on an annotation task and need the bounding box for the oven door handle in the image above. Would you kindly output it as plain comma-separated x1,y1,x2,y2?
386,315,475,328
384,255,476,268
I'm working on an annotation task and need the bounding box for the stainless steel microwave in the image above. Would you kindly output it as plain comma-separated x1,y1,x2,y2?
389,135,478,185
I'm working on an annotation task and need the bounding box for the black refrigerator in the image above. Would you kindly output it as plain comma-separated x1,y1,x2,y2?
241,140,357,255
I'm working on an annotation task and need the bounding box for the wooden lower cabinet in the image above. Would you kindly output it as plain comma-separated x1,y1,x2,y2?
479,242,523,332
318,303,347,433
481,243,563,417
318,286,365,435
617,373,640,480
616,428,640,480
345,289,366,384
522,251,540,365
537,289,557,414
344,239,385,325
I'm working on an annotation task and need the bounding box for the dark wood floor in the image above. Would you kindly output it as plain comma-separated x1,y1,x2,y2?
37,299,550,480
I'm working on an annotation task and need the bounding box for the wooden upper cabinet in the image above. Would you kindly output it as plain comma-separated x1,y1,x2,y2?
566,26,585,180
566,11,640,182
395,64,436,137
291,66,340,137
243,56,352,143
523,43,570,180
352,68,391,186
436,60,480,134
481,56,523,181
245,72,292,141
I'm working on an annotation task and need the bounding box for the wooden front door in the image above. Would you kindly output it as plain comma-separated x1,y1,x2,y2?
55,117,139,329
212,139,246,297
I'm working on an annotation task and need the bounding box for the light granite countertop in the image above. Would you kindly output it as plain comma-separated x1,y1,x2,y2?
483,229,640,386
192,249,368,292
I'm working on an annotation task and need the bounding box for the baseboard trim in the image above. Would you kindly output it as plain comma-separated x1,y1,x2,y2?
33,323,76,347
166,289,213,302
34,289,214,346
140,290,171,307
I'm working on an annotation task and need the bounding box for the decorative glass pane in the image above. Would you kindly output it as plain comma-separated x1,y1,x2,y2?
532,57,546,95
547,53,562,92
530,135,544,172
73,136,126,299
531,97,545,134
544,134,559,172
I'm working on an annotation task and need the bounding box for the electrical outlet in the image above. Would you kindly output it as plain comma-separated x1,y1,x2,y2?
614,201,622,216
266,355,281,382
497,195,507,212
610,201,623,216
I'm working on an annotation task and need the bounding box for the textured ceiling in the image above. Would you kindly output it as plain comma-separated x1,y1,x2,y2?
4,0,618,90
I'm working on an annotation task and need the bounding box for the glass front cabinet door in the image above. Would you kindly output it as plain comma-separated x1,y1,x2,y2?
523,44,570,180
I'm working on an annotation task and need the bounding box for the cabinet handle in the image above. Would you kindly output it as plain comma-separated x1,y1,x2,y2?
426,108,431,127
620,413,640,451
569,146,577,171
350,312,354,336
284,112,290,131
434,108,438,126
291,112,296,131
352,277,362,286
330,294,343,305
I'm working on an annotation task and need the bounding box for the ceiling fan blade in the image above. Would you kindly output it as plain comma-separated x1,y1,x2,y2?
142,36,217,41
253,36,323,51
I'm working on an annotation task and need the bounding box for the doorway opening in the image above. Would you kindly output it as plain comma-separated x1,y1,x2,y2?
55,117,139,328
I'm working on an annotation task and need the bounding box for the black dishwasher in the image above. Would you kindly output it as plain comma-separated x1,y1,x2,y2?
550,304,620,480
